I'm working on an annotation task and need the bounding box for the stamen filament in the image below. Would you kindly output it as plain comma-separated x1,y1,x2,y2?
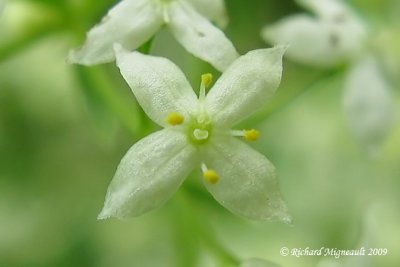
201,163,208,173
230,129,260,141
230,130,245,137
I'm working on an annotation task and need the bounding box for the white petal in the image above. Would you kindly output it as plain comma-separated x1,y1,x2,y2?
296,0,350,19
204,47,285,127
343,56,395,156
114,45,198,127
203,136,291,222
68,0,164,65
98,129,198,219
185,0,228,27
262,14,367,67
240,258,281,267
167,1,238,72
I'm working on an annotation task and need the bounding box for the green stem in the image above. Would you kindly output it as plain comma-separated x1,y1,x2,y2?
171,206,200,267
174,191,240,266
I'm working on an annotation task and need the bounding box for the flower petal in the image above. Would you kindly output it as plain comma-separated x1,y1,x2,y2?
296,0,350,19
167,1,239,72
240,258,281,267
204,47,285,127
202,136,291,222
343,56,395,156
114,44,198,127
68,0,164,65
262,14,366,67
185,0,228,27
98,129,198,219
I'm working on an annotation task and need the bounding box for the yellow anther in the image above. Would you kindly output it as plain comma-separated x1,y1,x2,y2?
203,169,219,184
166,112,184,126
201,73,213,88
244,129,260,141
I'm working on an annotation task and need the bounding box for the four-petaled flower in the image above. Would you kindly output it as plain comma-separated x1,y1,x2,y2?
97,44,291,222
262,0,395,155
68,0,239,72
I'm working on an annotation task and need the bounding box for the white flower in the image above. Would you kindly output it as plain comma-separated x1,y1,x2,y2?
68,0,238,72
262,0,395,155
262,0,368,67
97,44,291,222
343,55,394,155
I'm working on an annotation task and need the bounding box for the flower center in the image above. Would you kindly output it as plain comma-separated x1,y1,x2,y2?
187,112,213,145
193,128,209,140
166,73,216,146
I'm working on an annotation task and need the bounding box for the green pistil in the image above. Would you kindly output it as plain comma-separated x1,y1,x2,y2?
187,116,213,146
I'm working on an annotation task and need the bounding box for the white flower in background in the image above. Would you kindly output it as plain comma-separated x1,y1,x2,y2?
262,0,395,155
240,258,281,267
68,0,238,72
343,56,394,155
98,44,291,222
263,0,368,67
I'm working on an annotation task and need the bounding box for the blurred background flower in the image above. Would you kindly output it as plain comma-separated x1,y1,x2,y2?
262,0,397,156
0,0,399,266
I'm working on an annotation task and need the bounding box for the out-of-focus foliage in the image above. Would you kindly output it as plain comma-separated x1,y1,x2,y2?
0,0,399,267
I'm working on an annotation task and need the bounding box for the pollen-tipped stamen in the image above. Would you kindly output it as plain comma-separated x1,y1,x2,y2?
231,129,260,141
201,163,219,184
166,112,184,126
199,73,213,101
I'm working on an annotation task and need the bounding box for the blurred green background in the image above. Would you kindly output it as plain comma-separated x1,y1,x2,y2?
0,0,399,266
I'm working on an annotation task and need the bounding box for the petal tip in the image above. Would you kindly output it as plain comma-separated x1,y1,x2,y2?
66,49,81,65
256,196,292,224
66,47,101,66
272,44,290,58
97,214,109,221
271,198,293,224
261,207,293,224
275,44,290,51
97,206,113,220
260,25,291,54
280,213,293,225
